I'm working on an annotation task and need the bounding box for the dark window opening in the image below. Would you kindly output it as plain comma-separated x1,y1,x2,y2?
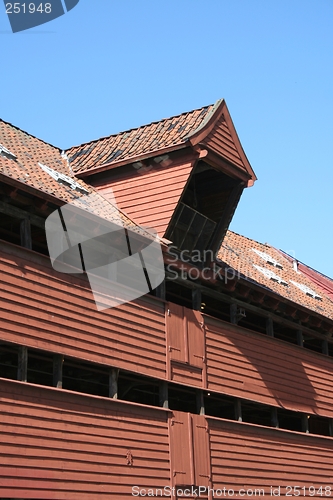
165,280,192,309
182,162,239,222
204,393,236,420
168,384,197,413
302,335,324,354
31,225,49,256
201,294,230,322
167,202,216,257
165,162,240,258
273,325,298,345
27,349,53,387
241,400,273,427
118,372,160,406
0,213,21,246
237,310,267,335
277,409,303,432
308,415,332,436
0,342,18,379
62,359,109,397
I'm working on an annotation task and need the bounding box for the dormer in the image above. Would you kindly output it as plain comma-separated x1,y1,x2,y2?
69,99,257,262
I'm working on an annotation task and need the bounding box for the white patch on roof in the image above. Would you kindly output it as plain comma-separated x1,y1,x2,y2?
39,162,89,193
252,248,283,269
290,280,322,300
253,265,288,286
0,144,17,161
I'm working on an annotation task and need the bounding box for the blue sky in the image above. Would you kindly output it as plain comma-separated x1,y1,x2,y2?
1,0,333,278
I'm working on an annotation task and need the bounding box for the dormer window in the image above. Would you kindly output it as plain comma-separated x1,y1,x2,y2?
39,163,89,193
168,202,216,256
0,144,17,161
290,281,322,300
253,265,288,286
252,248,283,269
166,161,242,261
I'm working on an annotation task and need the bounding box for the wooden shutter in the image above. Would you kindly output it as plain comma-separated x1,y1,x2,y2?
186,309,204,369
167,302,186,363
169,411,194,485
192,414,211,487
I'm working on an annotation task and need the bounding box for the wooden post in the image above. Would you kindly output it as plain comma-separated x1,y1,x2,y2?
192,288,202,311
297,330,304,347
235,399,242,422
196,390,205,415
302,415,309,434
109,368,119,399
159,381,168,408
266,317,274,337
17,346,28,382
230,303,238,324
53,354,63,388
155,280,166,300
322,339,329,356
271,407,279,428
20,218,32,250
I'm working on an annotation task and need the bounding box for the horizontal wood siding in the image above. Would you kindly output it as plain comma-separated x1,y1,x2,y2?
170,362,203,386
93,162,193,236
205,316,333,416
209,417,333,497
203,117,245,170
0,241,166,379
0,379,170,499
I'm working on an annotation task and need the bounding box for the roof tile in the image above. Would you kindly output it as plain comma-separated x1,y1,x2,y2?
218,231,333,320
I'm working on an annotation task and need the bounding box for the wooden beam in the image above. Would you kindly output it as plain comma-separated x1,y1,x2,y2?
17,346,28,382
0,200,45,229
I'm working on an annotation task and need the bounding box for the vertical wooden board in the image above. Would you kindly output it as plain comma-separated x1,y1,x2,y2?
186,309,204,369
192,414,211,488
167,303,186,363
169,411,194,486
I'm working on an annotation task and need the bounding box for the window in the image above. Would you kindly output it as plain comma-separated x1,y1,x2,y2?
168,202,216,257
290,281,322,300
253,265,288,286
252,248,283,269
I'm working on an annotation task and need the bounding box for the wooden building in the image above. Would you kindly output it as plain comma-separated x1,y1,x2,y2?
0,99,333,499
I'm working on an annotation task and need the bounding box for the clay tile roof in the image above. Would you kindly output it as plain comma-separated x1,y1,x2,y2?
218,231,333,321
0,119,155,238
66,104,214,174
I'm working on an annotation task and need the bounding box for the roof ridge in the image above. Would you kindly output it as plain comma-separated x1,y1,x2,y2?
65,103,213,152
0,118,61,152
278,248,333,283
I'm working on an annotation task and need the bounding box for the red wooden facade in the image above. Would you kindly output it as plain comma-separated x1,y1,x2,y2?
0,101,333,498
